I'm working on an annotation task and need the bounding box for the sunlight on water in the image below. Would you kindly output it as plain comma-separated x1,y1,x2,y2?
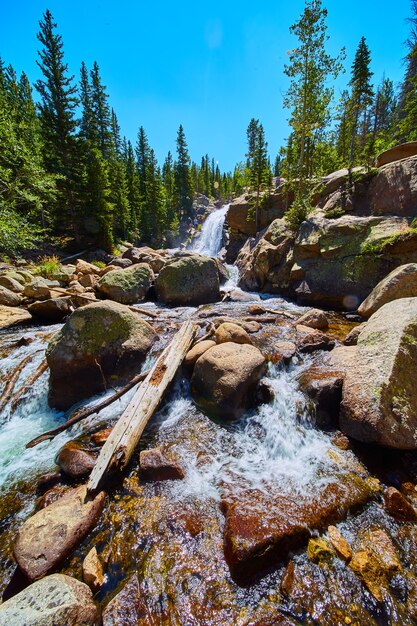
190,204,229,257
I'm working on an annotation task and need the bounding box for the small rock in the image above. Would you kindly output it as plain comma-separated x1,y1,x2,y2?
91,427,113,446
14,486,106,581
0,573,98,626
83,547,104,593
384,486,417,522
0,275,24,293
16,336,34,347
297,309,329,330
78,274,97,288
36,472,61,495
327,525,352,561
110,257,133,269
184,340,216,367
0,286,22,307
28,297,72,323
349,550,384,602
35,486,70,511
140,447,185,481
274,341,297,363
56,441,97,479
23,278,51,300
247,304,266,315
215,322,252,345
280,560,295,598
75,259,101,275
296,324,335,353
332,433,351,451
307,537,334,566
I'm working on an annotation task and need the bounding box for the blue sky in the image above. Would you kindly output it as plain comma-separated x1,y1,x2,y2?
0,0,412,170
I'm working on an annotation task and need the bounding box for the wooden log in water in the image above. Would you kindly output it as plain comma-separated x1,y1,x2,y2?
0,353,38,414
25,369,150,448
87,319,196,495
11,359,49,413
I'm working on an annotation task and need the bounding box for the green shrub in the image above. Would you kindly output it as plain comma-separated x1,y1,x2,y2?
285,196,312,231
32,255,61,277
90,260,106,269
0,206,44,257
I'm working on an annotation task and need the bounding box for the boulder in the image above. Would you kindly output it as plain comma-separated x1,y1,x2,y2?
0,306,31,330
330,298,417,448
28,297,72,323
110,257,133,269
98,263,154,304
296,324,335,353
75,259,100,275
297,308,329,330
23,278,52,300
376,141,417,168
0,275,24,293
184,340,216,367
0,574,98,626
0,286,22,306
292,215,417,310
78,274,97,288
156,254,220,306
46,301,156,410
274,341,297,363
358,263,417,318
123,246,166,273
56,441,97,479
215,322,252,345
14,486,106,581
82,547,104,593
298,366,343,428
139,447,185,481
191,342,266,419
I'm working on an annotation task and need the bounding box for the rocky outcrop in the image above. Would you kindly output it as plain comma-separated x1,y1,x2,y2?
0,574,98,626
236,219,295,292
156,254,220,306
98,263,154,304
14,486,106,580
376,141,417,168
191,342,266,419
330,298,417,448
46,301,156,410
358,263,417,318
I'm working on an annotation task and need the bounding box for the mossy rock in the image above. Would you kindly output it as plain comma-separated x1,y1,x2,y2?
98,263,154,304
156,254,220,306
46,300,156,410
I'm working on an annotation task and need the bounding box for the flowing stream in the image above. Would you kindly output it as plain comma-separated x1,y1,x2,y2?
0,205,412,623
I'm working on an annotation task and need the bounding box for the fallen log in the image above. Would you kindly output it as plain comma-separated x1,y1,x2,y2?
0,353,38,414
11,359,48,412
87,319,196,494
25,369,150,448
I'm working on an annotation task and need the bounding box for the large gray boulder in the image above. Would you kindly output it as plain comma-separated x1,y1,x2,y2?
156,254,220,305
191,342,266,419
98,263,154,304
330,298,417,449
358,264,417,318
46,301,156,410
0,574,98,626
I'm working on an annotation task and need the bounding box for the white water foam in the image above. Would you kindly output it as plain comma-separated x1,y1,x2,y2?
190,204,229,257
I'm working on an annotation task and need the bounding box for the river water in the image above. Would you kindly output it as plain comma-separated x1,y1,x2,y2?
0,205,415,624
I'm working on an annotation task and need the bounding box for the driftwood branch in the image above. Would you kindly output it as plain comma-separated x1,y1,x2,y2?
25,370,149,448
0,354,38,414
87,320,196,494
11,359,48,412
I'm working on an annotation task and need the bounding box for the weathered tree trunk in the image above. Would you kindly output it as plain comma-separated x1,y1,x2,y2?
87,320,196,495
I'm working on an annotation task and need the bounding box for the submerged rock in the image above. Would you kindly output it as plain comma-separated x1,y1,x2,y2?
102,574,143,626
331,298,417,448
191,342,266,419
56,441,97,479
98,263,154,304
358,263,417,318
384,486,417,522
46,301,155,410
82,547,104,593
14,486,106,581
139,447,185,481
0,574,98,626
156,254,220,305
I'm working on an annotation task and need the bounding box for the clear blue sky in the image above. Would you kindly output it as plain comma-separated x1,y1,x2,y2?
0,0,412,171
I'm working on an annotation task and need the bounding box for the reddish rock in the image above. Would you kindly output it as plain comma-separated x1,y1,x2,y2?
297,308,329,330
343,324,366,346
376,141,417,168
83,547,104,593
56,441,97,479
184,340,216,368
91,427,113,446
102,574,146,625
140,447,185,481
384,486,417,522
274,341,297,363
36,472,61,495
35,485,70,511
222,477,374,583
14,486,106,581
296,324,335,353
215,322,252,345
327,525,352,561
298,366,343,428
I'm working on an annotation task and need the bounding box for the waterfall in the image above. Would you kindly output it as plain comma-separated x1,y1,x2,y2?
190,204,229,258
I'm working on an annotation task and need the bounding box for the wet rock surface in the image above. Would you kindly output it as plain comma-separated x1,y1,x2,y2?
0,573,98,626
98,263,154,304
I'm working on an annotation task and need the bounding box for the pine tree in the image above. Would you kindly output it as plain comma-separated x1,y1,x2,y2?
90,61,112,157
163,151,177,229
79,62,96,143
274,154,281,177
174,125,193,218
398,1,417,141
85,147,114,251
141,149,166,245
247,122,269,232
111,109,122,155
246,118,259,167
348,37,374,167
35,9,80,232
283,0,344,201
124,139,140,234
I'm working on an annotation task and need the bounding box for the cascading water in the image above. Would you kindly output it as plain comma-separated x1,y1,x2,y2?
190,204,229,257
